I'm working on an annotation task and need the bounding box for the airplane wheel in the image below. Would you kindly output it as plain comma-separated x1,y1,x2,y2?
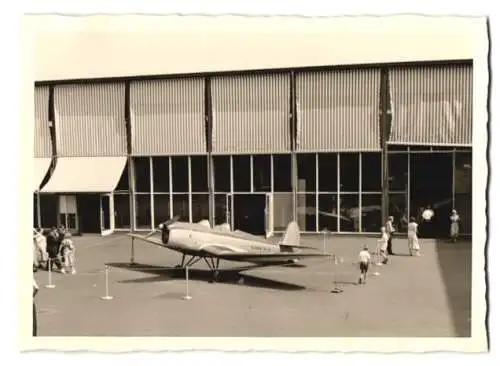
213,271,220,282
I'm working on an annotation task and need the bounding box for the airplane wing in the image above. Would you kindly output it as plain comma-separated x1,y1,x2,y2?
200,245,330,263
127,233,166,248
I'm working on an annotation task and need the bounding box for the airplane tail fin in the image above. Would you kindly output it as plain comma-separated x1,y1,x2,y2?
279,221,301,253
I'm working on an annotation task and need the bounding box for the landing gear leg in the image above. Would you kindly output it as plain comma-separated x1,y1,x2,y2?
175,254,186,269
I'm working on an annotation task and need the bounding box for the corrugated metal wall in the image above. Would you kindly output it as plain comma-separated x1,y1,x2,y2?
296,69,381,152
130,78,206,156
211,73,291,154
34,86,52,157
54,83,127,157
388,65,473,146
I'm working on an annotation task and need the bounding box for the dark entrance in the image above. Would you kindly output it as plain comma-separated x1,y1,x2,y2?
39,194,58,229
410,153,453,238
233,194,266,235
76,194,101,234
101,195,111,231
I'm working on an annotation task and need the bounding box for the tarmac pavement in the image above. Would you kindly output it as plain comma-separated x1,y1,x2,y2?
33,233,472,337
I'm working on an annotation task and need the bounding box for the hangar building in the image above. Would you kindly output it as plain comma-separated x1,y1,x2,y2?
31,15,476,238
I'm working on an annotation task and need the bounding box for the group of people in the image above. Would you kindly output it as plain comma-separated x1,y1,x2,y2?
357,209,461,285
33,226,77,275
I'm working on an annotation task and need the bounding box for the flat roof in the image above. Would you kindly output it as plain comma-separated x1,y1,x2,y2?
26,15,485,82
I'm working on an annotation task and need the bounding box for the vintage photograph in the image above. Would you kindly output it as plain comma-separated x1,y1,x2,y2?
25,14,488,351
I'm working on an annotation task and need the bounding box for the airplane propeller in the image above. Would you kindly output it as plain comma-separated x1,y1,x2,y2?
157,215,180,244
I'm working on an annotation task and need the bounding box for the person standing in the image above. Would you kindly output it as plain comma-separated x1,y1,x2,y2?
385,216,396,255
408,217,421,256
377,227,389,264
46,227,62,272
450,209,460,243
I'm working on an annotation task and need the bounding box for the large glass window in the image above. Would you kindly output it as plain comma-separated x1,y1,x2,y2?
191,194,210,223
297,194,316,231
253,155,271,192
318,194,338,232
318,153,338,192
213,156,231,192
191,156,208,192
361,153,382,192
388,153,408,192
388,193,407,233
115,161,130,192
233,155,251,192
172,194,190,222
410,152,453,237
339,194,359,232
171,156,189,193
273,154,292,192
454,151,472,235
339,153,359,192
114,194,130,229
361,194,382,233
153,194,170,227
134,157,151,193
152,157,170,193
297,154,316,192
135,194,151,229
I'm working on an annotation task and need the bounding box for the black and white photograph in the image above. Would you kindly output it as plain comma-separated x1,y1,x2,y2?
20,11,489,353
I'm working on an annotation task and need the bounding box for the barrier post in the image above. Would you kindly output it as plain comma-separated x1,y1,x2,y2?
322,228,328,254
330,255,343,294
101,266,114,300
182,266,192,300
45,258,56,289
130,237,137,266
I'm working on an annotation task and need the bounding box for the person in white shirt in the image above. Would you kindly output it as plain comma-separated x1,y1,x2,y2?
377,227,389,264
450,209,460,243
407,217,421,256
357,245,371,284
385,216,396,255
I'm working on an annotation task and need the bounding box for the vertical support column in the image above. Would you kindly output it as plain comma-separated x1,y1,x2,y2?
290,71,298,223
149,156,154,229
128,157,137,232
229,155,234,229
168,156,174,219
358,152,362,233
315,153,319,232
407,150,411,219
36,191,42,229
337,153,340,232
250,155,254,193
452,148,456,210
205,77,216,227
380,68,391,228
188,156,193,223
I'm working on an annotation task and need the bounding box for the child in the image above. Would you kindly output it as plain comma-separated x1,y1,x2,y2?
407,217,421,256
59,232,76,274
377,227,389,264
450,209,460,243
357,245,371,285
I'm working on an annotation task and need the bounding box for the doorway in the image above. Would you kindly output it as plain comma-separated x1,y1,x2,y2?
58,195,79,233
76,194,101,234
410,153,453,238
233,194,266,235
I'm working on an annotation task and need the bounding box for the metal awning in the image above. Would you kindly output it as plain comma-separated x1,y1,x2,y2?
40,157,127,193
34,157,52,191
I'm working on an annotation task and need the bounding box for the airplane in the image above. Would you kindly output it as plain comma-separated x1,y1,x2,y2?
127,218,332,282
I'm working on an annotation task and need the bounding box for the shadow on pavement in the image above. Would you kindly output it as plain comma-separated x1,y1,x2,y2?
107,262,307,291
435,239,472,337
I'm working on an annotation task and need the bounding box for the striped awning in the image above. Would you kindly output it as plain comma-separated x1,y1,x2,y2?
41,157,127,193
34,157,52,191
34,86,52,158
388,64,472,146
296,69,381,152
211,73,291,154
130,78,206,155
54,83,128,157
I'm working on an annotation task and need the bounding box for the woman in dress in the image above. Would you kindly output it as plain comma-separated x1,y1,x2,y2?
450,209,460,243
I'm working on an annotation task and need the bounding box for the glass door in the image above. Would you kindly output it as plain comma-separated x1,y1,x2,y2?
265,193,274,238
58,195,79,233
100,193,114,236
